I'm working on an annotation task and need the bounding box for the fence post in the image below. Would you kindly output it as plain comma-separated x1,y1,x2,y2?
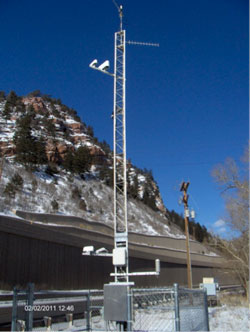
127,286,133,332
174,283,180,332
26,283,34,331
86,291,91,332
11,287,18,332
44,316,52,331
66,313,73,328
203,288,210,331
17,320,25,332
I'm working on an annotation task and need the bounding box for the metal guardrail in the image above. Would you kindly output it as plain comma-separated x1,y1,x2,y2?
8,285,104,331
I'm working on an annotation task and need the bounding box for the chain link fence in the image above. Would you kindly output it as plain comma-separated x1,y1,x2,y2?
132,284,209,332
10,284,209,331
132,287,176,331
178,286,209,331
86,290,105,331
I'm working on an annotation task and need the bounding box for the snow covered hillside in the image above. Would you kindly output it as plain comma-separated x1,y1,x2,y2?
0,91,210,242
0,91,181,237
0,160,183,237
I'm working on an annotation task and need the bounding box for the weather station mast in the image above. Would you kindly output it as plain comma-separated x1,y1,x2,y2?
87,1,160,330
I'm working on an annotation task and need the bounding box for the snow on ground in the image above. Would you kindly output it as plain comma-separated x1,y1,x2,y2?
65,118,79,124
209,305,250,331
31,304,249,331
0,210,22,218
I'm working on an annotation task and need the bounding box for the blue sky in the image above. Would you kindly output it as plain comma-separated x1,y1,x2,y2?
0,0,248,234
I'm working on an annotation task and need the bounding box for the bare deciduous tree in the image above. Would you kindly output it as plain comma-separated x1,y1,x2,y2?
212,149,249,297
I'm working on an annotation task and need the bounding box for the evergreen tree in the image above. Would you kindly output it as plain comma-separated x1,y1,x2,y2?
194,222,204,242
16,102,26,113
42,118,56,137
188,220,194,236
51,103,60,118
99,164,113,187
7,90,18,105
143,168,154,181
35,137,47,165
42,94,52,102
100,140,111,154
14,114,35,164
26,104,36,118
0,91,6,101
129,175,139,199
73,146,93,174
14,113,47,166
27,90,41,97
142,184,157,211
63,149,75,172
53,147,62,165
63,127,70,140
86,125,94,137
202,225,209,241
2,101,12,120
169,210,185,231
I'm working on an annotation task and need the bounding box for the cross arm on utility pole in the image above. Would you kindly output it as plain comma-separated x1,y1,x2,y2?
180,181,189,192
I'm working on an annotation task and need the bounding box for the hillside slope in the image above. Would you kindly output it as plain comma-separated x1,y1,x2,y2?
0,91,188,237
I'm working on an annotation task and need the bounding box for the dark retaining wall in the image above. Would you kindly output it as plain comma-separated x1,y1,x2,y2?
0,215,232,290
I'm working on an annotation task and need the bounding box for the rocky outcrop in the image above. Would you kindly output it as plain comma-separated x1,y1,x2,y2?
0,93,167,214
22,97,46,111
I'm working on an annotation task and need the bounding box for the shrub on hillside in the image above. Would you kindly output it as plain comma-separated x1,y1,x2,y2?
4,182,17,198
45,163,59,176
51,199,59,211
79,199,87,211
4,173,24,198
11,173,24,189
72,186,81,199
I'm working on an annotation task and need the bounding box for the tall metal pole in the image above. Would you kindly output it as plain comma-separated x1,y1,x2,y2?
89,4,158,285
113,5,129,283
180,181,193,288
90,4,159,331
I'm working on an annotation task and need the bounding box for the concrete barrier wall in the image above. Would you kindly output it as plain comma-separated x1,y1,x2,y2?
16,211,217,256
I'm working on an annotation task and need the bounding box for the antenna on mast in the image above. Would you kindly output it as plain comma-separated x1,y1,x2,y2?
127,40,159,47
112,0,123,31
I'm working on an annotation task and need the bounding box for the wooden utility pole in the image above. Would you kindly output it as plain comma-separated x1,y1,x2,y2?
180,181,193,288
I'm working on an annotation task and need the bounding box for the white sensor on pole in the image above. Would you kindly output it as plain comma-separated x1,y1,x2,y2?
89,59,98,68
98,60,110,71
82,246,95,254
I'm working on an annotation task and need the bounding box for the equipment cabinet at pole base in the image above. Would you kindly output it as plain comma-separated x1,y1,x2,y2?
104,283,132,322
